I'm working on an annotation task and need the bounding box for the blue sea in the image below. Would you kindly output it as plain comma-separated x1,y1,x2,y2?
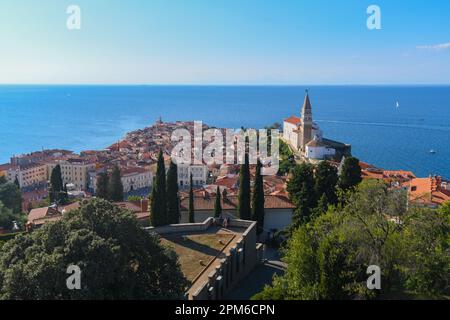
0,85,449,178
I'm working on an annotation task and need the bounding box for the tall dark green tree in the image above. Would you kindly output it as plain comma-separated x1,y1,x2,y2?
166,161,180,224
339,157,362,191
252,160,265,235
188,174,195,223
96,172,110,200
150,151,167,227
214,186,222,218
237,152,251,220
287,163,316,228
49,165,63,204
109,165,124,202
315,161,338,207
13,176,20,189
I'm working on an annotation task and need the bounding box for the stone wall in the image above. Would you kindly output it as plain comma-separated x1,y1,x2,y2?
190,219,264,300
145,217,214,235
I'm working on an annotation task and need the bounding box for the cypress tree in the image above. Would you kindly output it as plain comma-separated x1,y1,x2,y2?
315,161,338,206
49,165,63,204
150,151,167,226
14,176,20,189
287,163,316,228
188,174,195,223
214,186,222,218
96,172,110,200
166,161,180,224
60,183,69,205
252,160,265,235
109,165,124,202
339,157,362,191
237,152,251,220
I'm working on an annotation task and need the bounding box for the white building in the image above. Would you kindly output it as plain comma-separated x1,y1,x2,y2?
283,92,350,161
47,159,96,191
283,92,322,153
178,164,208,187
305,136,336,160
120,167,153,193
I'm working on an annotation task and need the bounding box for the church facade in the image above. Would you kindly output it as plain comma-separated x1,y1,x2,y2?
283,92,351,161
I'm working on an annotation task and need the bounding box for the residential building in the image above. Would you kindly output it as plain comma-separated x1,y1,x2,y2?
178,164,208,187
179,193,295,240
120,167,153,193
47,159,96,191
7,163,48,188
402,176,450,208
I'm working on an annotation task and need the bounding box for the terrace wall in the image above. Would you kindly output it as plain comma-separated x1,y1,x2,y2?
189,219,264,300
146,218,264,300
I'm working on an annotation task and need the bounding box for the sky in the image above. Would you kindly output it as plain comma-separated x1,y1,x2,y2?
0,0,449,85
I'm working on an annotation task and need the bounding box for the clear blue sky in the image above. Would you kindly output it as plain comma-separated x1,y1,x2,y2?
1,0,449,84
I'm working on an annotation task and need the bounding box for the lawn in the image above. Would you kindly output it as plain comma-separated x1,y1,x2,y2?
161,233,235,283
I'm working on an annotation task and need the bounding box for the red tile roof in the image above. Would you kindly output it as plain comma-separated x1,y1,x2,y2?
284,116,301,126
180,194,295,211
403,176,450,206
28,207,62,225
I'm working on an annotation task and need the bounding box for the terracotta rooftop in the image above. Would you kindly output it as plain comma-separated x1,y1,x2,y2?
284,116,301,126
180,194,295,211
403,176,450,206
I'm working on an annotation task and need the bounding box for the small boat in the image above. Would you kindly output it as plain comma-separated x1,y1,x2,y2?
395,101,400,108
429,149,436,154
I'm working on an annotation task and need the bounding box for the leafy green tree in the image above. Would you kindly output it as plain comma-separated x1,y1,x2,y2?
166,162,180,224
278,140,296,176
0,181,22,214
96,172,110,200
150,151,167,227
252,160,265,235
254,180,418,300
0,176,7,184
0,201,16,230
399,205,450,297
49,165,64,204
188,174,195,223
0,198,189,299
315,161,338,207
287,163,316,228
214,186,222,218
108,165,124,202
339,157,362,191
237,152,251,220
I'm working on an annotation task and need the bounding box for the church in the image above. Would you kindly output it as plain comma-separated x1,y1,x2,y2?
283,91,351,161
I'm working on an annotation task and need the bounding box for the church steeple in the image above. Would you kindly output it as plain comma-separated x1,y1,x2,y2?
301,90,312,123
300,90,313,151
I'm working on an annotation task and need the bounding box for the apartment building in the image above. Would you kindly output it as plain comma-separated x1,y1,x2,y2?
121,167,153,193
47,159,96,191
6,163,48,188
178,164,208,187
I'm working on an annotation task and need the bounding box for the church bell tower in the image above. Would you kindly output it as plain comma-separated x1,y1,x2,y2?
300,90,313,150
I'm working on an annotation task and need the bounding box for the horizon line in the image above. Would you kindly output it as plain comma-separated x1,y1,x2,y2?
1,83,450,87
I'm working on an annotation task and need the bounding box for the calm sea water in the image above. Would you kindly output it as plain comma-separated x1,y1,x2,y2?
0,85,449,178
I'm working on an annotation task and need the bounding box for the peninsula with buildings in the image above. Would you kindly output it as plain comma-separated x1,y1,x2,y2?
0,92,449,300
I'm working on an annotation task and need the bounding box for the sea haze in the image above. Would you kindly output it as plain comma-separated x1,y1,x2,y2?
0,85,449,178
